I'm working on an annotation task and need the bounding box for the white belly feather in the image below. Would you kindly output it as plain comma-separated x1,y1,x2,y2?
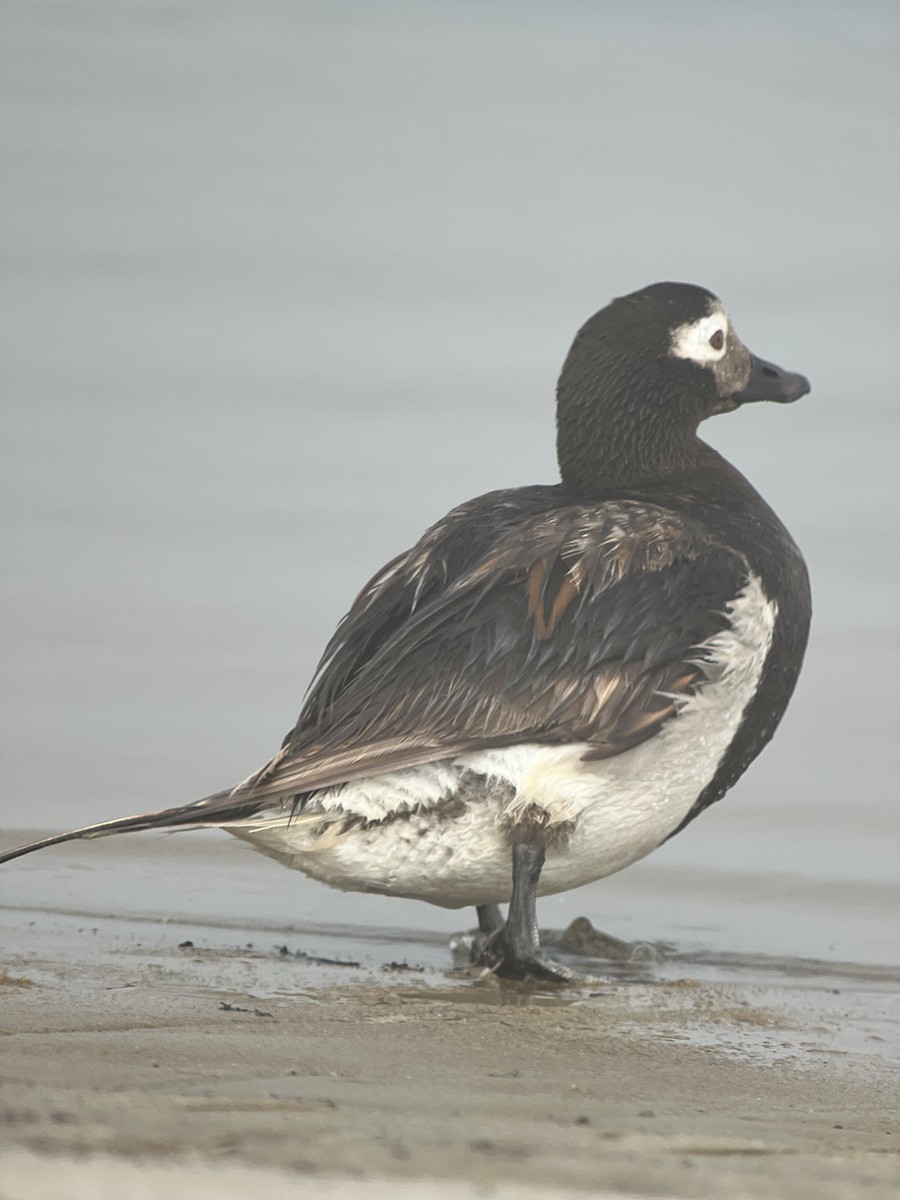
230,575,776,908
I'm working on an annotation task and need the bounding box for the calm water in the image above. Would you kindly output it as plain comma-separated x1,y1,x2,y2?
1,2,898,970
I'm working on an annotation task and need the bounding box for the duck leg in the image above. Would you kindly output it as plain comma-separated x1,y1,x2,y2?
475,842,574,983
475,903,504,934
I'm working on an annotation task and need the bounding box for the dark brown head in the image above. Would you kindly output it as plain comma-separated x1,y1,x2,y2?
556,282,810,494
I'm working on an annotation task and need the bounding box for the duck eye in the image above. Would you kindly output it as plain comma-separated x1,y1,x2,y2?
709,329,725,351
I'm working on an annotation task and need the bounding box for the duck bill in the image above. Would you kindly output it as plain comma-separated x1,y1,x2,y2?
735,354,811,405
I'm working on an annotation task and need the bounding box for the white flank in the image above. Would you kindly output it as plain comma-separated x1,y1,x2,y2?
231,573,777,909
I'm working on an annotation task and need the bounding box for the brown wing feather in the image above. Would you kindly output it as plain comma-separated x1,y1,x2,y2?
225,489,749,807
0,487,750,861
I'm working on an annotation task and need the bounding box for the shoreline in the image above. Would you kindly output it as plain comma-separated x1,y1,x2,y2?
2,840,898,1199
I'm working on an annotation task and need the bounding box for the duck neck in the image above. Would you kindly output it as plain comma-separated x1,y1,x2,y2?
555,368,705,495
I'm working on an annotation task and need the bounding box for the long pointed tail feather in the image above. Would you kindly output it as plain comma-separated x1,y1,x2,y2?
0,789,265,866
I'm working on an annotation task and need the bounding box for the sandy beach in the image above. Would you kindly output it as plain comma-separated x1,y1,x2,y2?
2,835,897,1200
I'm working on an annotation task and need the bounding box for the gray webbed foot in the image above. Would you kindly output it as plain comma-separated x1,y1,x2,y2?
457,902,507,964
471,842,578,984
475,925,575,983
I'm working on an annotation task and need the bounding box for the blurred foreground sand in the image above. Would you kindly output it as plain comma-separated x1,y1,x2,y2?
2,840,897,1200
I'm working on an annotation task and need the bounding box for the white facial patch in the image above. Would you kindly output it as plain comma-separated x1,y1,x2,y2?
670,308,730,366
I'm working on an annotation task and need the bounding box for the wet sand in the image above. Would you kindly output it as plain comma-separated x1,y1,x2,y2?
2,836,897,1200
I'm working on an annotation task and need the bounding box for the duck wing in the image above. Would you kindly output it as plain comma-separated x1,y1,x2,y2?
238,486,750,798
0,486,750,862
